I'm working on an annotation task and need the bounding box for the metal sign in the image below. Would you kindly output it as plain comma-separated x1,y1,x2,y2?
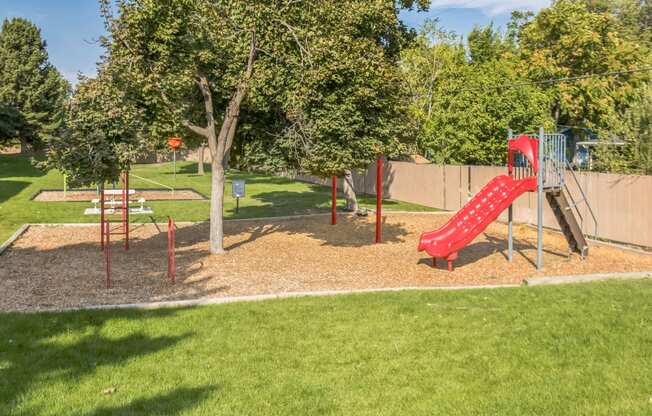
232,180,246,198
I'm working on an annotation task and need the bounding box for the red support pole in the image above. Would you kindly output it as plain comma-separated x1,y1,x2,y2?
121,171,126,236
168,217,176,283
100,184,105,250
331,176,337,225
105,220,112,289
125,170,129,251
375,158,382,244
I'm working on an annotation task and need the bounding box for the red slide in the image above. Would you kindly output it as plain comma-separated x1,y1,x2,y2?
418,134,540,271
417,175,536,270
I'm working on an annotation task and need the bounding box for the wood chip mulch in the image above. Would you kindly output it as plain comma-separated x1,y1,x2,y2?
1,214,651,312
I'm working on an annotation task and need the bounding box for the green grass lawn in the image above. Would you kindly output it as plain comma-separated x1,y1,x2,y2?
0,155,435,242
0,280,650,415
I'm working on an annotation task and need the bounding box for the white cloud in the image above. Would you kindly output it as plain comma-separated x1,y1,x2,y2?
429,0,550,16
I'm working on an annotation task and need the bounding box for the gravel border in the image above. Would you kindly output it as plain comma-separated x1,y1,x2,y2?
30,187,209,201
0,224,30,257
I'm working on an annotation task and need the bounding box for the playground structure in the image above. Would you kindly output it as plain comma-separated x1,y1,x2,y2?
99,170,176,289
418,128,597,271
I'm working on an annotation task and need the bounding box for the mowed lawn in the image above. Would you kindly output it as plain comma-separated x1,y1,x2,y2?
0,280,650,415
0,154,435,242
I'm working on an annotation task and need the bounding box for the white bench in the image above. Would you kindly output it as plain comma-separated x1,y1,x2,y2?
92,198,146,210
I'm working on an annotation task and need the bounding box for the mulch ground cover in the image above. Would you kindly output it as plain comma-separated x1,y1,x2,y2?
1,213,651,312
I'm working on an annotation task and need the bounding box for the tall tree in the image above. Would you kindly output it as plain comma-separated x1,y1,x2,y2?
43,73,146,186
0,103,23,143
519,1,647,131
402,24,551,165
272,1,414,212
0,18,68,153
519,0,649,172
100,0,414,252
467,23,510,64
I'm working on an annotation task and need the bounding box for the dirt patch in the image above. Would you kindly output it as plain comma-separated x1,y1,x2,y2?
33,189,206,202
0,145,21,155
1,213,651,312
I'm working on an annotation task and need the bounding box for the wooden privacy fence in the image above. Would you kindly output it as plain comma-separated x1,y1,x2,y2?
296,162,652,248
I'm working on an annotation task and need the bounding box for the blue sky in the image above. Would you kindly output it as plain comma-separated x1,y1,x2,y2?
1,0,549,85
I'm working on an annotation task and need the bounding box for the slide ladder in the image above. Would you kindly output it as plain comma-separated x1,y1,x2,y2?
546,190,589,257
545,156,598,258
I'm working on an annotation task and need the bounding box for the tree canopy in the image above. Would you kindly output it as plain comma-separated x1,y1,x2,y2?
43,73,146,187
81,0,419,253
401,1,652,173
402,23,551,165
0,18,69,152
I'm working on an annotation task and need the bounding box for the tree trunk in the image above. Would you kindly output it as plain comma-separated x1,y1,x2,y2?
553,101,561,127
197,144,206,175
19,138,30,155
184,31,257,255
342,169,359,212
209,159,226,254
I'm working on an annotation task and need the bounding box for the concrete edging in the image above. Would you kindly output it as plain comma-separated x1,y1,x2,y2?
523,271,652,286
44,284,521,312
35,270,652,312
0,224,30,256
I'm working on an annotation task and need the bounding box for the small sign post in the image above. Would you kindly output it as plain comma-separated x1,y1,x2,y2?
232,180,246,214
167,137,183,184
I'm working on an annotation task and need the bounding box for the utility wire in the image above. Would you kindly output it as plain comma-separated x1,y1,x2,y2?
443,66,652,94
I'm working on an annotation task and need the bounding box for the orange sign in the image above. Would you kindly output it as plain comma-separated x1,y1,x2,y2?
167,137,183,150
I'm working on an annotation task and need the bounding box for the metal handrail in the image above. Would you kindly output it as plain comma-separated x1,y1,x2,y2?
565,161,598,238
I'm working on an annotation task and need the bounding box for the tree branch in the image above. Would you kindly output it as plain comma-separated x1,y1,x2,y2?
196,75,218,157
216,30,258,161
276,18,312,66
182,120,209,138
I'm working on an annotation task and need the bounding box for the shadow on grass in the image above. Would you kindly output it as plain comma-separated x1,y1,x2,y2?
0,180,30,203
85,386,218,416
229,190,416,219
0,308,199,415
0,154,47,179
